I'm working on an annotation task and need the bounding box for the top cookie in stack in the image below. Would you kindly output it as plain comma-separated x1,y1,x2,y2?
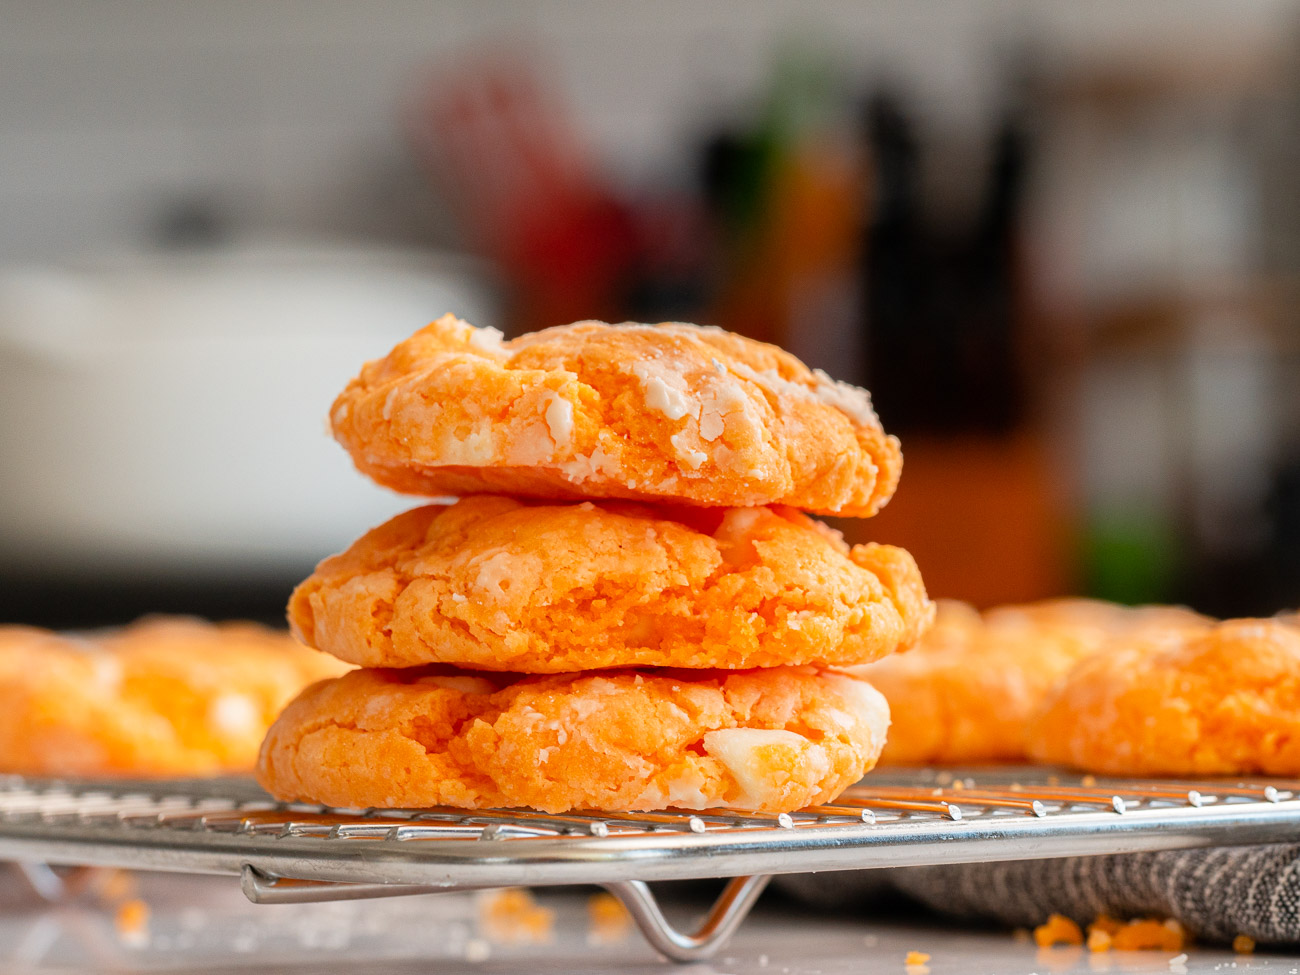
329,315,901,515
258,317,933,814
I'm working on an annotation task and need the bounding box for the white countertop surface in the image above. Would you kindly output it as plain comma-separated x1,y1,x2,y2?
1,871,1297,975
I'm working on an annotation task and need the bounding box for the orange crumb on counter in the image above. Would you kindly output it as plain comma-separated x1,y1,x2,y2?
114,899,149,944
1035,914,1084,947
1081,915,1188,952
1088,929,1113,953
1110,918,1186,952
1233,935,1256,954
905,951,931,965
587,892,631,943
479,887,554,944
1090,915,1124,937
95,868,139,905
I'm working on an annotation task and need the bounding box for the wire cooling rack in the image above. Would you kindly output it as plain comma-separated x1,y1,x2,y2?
2,769,1299,961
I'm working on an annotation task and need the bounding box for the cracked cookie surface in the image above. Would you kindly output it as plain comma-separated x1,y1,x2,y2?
289,496,933,672
330,316,902,516
0,618,348,777
256,664,889,813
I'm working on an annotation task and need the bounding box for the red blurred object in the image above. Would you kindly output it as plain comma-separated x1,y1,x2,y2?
406,53,639,332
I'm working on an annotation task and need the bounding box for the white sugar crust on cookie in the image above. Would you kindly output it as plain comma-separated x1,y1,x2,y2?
330,316,902,516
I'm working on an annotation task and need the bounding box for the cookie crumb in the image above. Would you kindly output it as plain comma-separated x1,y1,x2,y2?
1233,935,1255,954
479,887,553,944
1035,914,1083,947
1111,918,1186,951
114,899,149,947
1088,929,1113,953
586,891,631,944
95,868,139,905
1091,915,1124,937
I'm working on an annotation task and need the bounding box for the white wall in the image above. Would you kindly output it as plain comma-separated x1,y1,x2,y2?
0,0,1295,264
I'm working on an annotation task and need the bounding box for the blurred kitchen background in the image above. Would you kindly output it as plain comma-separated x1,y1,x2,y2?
3,0,1300,626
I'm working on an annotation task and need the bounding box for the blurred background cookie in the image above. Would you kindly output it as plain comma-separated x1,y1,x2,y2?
330,316,902,516
1028,617,1300,776
0,617,348,777
258,664,889,814
854,599,1211,765
290,496,933,672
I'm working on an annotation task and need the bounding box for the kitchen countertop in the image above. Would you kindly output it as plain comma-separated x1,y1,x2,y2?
2,871,1297,974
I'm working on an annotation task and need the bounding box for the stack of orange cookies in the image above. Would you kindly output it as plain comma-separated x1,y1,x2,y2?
257,316,934,813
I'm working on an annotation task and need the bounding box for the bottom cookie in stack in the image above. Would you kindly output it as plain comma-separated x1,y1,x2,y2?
256,664,890,814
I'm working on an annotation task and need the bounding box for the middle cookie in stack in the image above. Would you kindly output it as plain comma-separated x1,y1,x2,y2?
259,317,934,813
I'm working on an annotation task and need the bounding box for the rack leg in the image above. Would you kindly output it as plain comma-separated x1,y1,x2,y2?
602,874,771,962
239,864,496,903
240,865,770,962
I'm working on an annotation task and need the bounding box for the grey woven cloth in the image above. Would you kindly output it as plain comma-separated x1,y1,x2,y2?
779,845,1300,944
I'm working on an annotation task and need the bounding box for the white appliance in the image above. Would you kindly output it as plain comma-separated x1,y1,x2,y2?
0,242,497,574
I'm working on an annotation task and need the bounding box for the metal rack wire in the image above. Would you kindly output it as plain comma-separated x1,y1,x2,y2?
2,769,1299,961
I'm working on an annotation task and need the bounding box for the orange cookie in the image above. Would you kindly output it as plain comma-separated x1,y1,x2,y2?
1028,618,1300,776
330,316,902,517
981,598,1209,638
0,618,348,777
257,664,889,813
289,496,933,672
855,599,1211,765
